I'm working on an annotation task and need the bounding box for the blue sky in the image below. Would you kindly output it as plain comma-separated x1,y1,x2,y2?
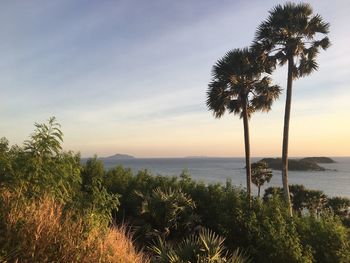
1,0,349,157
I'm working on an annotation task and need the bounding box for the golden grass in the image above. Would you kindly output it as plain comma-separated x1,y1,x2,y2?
0,191,149,263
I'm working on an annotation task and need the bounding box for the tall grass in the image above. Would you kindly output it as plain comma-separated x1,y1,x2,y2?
0,191,149,263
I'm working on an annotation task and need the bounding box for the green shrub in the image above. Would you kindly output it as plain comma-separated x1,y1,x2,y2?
296,213,350,263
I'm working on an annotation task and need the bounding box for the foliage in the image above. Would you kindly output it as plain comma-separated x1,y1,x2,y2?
105,168,350,263
0,117,81,203
149,228,250,263
296,213,350,263
24,116,63,157
207,48,280,119
206,48,281,199
264,185,330,215
253,2,330,78
81,157,120,224
253,2,331,215
327,196,350,226
0,117,119,222
2,118,349,263
0,190,148,263
251,161,273,197
135,187,198,241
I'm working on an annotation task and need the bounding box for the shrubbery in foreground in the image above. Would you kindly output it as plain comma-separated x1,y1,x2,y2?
105,169,350,262
0,190,148,263
1,118,349,262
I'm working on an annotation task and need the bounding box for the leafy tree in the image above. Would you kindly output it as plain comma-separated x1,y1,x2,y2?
207,48,280,200
24,116,63,157
254,2,330,215
0,117,81,203
264,185,328,215
290,185,327,216
251,161,273,197
297,213,350,263
327,196,350,226
81,157,120,223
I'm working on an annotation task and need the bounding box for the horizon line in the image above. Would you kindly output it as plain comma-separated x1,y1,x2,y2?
81,155,350,159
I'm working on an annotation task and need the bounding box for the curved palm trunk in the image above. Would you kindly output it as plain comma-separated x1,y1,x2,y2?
282,57,293,216
242,94,252,202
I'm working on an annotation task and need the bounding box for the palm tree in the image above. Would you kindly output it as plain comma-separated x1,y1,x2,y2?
254,2,330,215
251,161,273,197
207,48,280,200
150,228,251,263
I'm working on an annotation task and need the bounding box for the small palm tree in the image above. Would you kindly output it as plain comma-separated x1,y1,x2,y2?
251,161,273,197
207,48,280,200
254,2,330,215
135,187,198,240
150,228,251,263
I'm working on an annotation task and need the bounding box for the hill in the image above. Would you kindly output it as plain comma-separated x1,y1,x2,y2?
260,158,326,171
104,154,135,159
300,157,336,163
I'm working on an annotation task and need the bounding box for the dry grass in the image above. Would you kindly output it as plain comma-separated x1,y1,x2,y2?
0,191,149,263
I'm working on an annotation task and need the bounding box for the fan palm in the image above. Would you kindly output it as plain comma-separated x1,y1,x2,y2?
207,48,280,200
149,228,251,263
254,2,330,215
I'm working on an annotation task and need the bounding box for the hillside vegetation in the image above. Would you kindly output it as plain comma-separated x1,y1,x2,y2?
1,118,349,262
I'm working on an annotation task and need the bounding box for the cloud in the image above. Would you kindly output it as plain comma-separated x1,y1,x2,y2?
1,0,349,156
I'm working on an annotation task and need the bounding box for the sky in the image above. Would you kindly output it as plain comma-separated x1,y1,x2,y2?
0,0,349,158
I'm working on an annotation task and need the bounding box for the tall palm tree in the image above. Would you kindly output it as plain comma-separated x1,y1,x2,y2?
207,48,280,200
254,2,330,215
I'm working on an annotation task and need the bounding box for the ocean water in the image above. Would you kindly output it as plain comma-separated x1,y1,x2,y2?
100,157,350,198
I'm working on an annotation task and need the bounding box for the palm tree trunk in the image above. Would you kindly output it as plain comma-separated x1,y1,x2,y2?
242,94,252,202
258,185,261,198
282,57,293,216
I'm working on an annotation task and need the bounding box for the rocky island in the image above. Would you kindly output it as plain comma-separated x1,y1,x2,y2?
300,157,336,163
259,157,336,171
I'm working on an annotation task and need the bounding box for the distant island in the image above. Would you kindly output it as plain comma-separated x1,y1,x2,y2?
104,154,135,159
184,156,215,159
260,157,336,171
300,157,336,163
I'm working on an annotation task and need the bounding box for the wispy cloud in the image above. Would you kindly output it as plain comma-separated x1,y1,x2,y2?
1,0,349,156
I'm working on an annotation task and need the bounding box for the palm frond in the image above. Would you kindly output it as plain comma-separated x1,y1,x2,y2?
254,2,330,79
207,48,279,119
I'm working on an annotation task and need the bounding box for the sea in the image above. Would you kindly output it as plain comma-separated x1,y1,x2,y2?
99,157,350,198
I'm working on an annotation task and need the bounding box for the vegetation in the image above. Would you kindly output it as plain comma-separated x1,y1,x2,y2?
105,166,350,263
0,2,341,263
253,2,330,215
1,118,350,262
0,118,146,262
206,48,280,200
0,191,148,263
251,161,273,197
149,228,250,263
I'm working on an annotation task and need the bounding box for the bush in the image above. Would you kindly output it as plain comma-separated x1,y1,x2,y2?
296,214,350,263
81,157,120,224
0,190,148,263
